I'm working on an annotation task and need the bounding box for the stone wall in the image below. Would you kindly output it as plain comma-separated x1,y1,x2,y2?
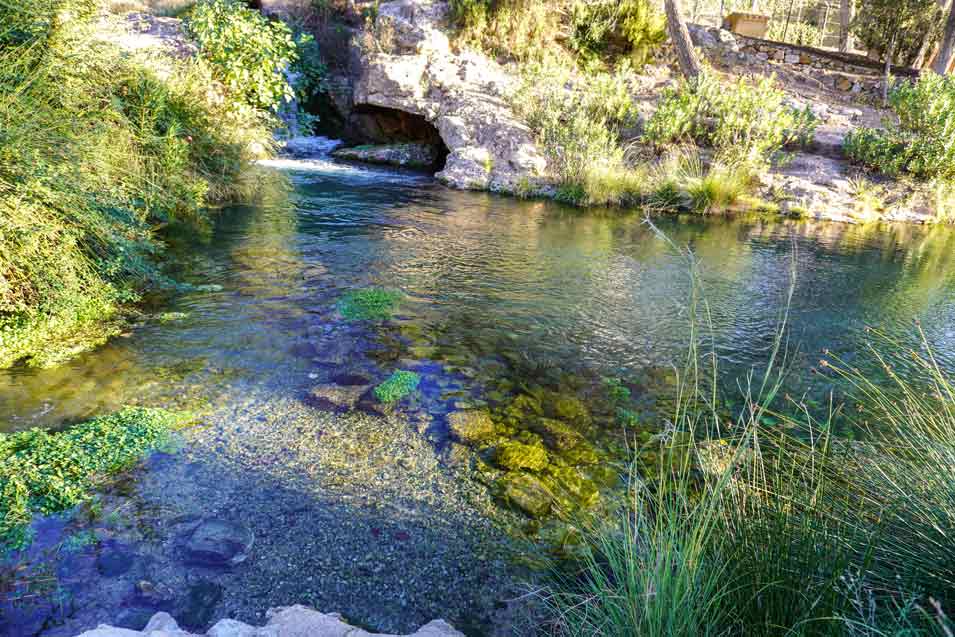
689,24,919,98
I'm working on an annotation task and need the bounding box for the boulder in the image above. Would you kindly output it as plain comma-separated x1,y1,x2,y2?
71,605,464,636
182,519,253,568
497,473,554,518
331,143,440,169
307,383,369,411
447,410,496,445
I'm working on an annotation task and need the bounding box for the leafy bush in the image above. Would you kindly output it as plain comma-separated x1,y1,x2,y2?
374,370,421,403
1,408,183,551
845,74,955,181
513,62,639,203
187,0,299,112
0,0,272,367
644,72,817,170
568,0,667,66
766,20,822,47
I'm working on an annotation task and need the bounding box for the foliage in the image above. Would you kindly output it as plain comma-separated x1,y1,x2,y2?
187,0,299,112
374,370,421,403
568,0,667,67
0,0,272,367
851,0,941,65
1,408,184,551
337,288,403,321
513,62,639,203
644,71,817,170
845,74,955,181
766,20,822,47
543,248,955,635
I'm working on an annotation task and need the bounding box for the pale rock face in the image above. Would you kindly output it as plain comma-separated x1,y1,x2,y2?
73,605,464,637
352,0,549,193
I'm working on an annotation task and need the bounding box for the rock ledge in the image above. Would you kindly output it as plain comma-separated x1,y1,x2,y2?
74,605,464,637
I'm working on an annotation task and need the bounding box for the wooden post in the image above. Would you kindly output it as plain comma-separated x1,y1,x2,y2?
666,0,703,79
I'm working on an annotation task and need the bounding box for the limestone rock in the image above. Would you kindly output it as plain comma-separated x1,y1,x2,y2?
307,383,369,411
351,0,549,193
182,519,253,567
72,605,464,637
447,410,496,445
331,142,439,169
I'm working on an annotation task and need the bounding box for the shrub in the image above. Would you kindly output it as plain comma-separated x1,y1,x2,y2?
644,71,817,170
568,0,667,67
513,62,640,204
766,20,823,47
187,0,299,112
374,370,421,403
1,408,184,551
0,0,272,367
845,74,955,181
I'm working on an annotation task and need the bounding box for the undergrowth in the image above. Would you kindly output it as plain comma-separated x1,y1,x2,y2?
544,245,955,635
0,407,186,552
0,0,276,367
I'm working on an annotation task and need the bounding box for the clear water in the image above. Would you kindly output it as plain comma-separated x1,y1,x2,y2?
6,144,955,637
3,148,955,430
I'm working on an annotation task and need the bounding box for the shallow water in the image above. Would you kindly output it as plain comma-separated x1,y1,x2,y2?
4,147,955,430
5,143,955,636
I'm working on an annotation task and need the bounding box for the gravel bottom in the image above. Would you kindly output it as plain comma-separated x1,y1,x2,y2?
21,373,534,637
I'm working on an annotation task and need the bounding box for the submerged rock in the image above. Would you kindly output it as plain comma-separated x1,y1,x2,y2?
497,473,554,518
447,410,496,445
332,142,440,169
179,580,223,630
182,519,253,568
529,417,582,451
494,441,548,472
307,383,369,411
71,604,464,636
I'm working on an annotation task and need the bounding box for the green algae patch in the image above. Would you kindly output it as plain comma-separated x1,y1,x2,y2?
495,441,549,472
374,370,421,403
0,407,185,551
337,288,403,321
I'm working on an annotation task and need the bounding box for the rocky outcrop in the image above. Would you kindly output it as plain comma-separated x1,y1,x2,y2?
349,0,548,192
74,606,464,637
331,143,441,169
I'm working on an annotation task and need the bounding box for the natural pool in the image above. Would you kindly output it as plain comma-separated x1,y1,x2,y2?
4,144,955,636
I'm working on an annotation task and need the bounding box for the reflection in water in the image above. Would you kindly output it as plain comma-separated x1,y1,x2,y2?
2,160,955,430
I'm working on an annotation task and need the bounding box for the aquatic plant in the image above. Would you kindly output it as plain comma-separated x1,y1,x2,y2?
0,408,185,551
373,370,420,403
337,288,403,321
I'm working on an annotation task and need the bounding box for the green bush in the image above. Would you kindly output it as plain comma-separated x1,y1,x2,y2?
845,74,955,181
374,370,421,403
766,20,823,47
568,0,667,66
187,0,299,112
0,0,272,367
644,71,817,170
1,407,184,551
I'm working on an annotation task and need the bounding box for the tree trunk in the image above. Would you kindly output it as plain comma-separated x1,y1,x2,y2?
838,0,853,52
884,30,897,105
933,0,955,74
665,0,702,80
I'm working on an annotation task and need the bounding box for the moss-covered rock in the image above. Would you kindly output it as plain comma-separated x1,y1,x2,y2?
494,440,549,472
545,467,600,509
447,410,497,445
497,473,554,518
529,417,583,451
551,395,591,426
560,441,600,466
500,394,543,425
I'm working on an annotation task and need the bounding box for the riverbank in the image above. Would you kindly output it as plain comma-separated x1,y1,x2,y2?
0,1,275,369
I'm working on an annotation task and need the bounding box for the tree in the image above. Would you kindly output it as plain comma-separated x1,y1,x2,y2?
852,0,939,67
664,0,701,79
839,0,854,52
933,0,955,73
